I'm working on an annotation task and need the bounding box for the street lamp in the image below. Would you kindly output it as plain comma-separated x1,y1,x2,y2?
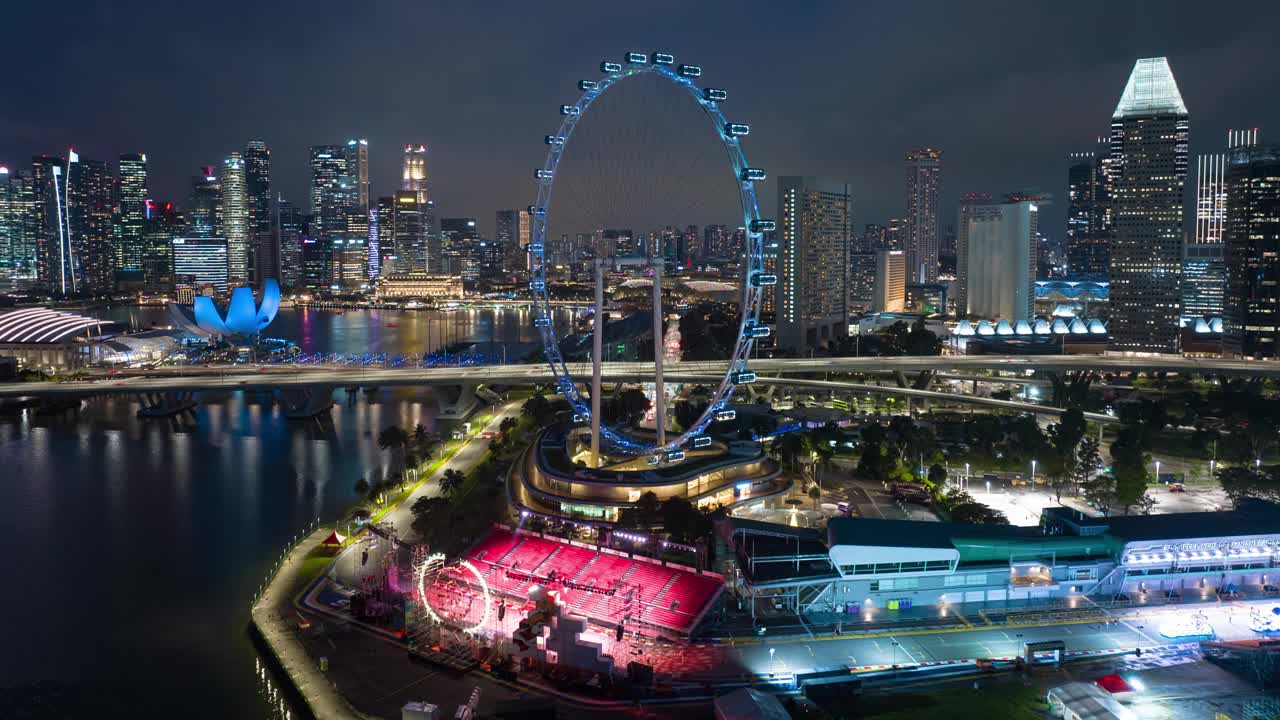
1031,459,1037,484
1154,460,1160,482
964,462,970,492
986,480,991,496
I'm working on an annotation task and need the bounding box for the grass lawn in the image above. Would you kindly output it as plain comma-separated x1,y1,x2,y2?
839,683,1047,720
296,545,336,583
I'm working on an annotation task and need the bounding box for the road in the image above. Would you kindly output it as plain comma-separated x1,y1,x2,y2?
731,598,1278,676
329,402,522,587
1,363,1118,421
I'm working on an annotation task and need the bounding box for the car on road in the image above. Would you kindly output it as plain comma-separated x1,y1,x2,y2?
1168,482,1185,493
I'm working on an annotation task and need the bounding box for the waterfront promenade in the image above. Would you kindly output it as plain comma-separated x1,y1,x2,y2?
251,524,369,720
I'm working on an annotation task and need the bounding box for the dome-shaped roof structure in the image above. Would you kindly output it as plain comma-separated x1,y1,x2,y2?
170,280,280,341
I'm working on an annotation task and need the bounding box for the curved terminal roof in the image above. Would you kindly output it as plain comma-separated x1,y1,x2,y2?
0,307,113,344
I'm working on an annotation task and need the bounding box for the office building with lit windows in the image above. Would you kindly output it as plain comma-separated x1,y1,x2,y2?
1223,144,1280,358
243,141,273,282
905,148,942,283
1107,57,1190,354
172,237,228,292
872,250,906,313
115,153,148,273
218,153,250,285
775,177,851,354
1065,144,1110,279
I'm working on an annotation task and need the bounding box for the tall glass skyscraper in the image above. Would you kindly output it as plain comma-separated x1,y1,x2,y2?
904,148,942,283
346,139,369,212
218,152,250,285
243,141,273,282
1107,57,1189,354
188,168,220,239
276,197,305,289
115,153,147,273
68,157,114,293
172,236,228,292
1223,144,1280,357
1065,142,1110,279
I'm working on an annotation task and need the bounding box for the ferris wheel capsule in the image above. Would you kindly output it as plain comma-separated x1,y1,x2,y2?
600,61,622,73
545,135,565,146
535,169,553,180
750,219,775,232
527,205,545,217
625,52,647,64
677,64,702,78
650,52,674,65
578,80,598,91
704,88,728,102
724,123,750,137
741,168,766,182
560,104,580,116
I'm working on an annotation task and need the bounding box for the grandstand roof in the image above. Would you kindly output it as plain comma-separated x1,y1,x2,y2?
0,307,114,344
1100,501,1280,543
723,516,823,542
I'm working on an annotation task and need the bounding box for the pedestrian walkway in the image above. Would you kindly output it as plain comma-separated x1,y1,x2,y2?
251,526,371,720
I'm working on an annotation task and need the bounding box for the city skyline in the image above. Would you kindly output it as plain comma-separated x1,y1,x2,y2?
4,2,1279,240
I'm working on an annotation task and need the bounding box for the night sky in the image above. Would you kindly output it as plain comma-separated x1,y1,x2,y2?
6,1,1280,240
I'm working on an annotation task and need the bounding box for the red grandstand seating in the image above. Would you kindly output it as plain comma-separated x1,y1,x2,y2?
657,574,721,614
460,528,722,634
467,528,519,564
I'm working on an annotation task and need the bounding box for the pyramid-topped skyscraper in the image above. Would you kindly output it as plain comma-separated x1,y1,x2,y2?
1107,57,1190,354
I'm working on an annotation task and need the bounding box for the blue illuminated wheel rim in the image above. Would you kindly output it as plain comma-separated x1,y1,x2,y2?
528,53,768,456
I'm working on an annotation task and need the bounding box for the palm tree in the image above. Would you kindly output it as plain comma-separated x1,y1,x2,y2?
413,423,429,449
377,425,410,478
771,432,811,474
808,484,823,511
354,477,370,497
439,468,466,497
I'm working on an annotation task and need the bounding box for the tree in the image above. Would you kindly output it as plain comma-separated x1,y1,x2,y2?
615,388,651,426
856,423,897,481
377,425,410,478
808,484,823,511
1218,465,1280,507
1047,409,1087,500
354,477,370,497
771,432,811,473
413,423,429,449
438,468,466,497
927,463,947,492
662,497,712,543
944,491,1009,525
410,495,455,548
678,311,722,361
521,393,554,425
1110,425,1151,515
498,416,518,440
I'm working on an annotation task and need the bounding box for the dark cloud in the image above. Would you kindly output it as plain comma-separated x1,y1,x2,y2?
4,0,1278,239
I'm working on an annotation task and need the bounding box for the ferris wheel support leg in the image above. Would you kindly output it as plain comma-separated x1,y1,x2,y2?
652,260,666,447
591,258,605,467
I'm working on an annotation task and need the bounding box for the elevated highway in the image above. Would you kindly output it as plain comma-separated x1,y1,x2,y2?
0,359,1124,421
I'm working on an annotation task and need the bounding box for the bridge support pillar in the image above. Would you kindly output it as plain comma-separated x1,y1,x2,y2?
434,384,479,420
279,386,334,419
136,391,197,418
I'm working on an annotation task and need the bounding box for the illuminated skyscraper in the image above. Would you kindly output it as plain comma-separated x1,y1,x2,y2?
68,157,114,292
441,217,479,277
31,154,68,292
960,196,1039,322
1107,57,1190,354
1223,144,1280,357
0,168,37,289
243,141,273,281
954,193,993,318
276,197,305,289
310,145,349,282
390,192,425,273
115,153,147,272
172,236,228,293
141,200,182,291
346,139,369,212
904,148,942,283
776,176,851,354
402,145,428,202
1065,142,1110,279
188,168,220,238
872,250,906,313
218,152,250,285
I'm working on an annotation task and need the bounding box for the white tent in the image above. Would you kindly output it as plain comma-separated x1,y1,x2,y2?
1046,682,1136,720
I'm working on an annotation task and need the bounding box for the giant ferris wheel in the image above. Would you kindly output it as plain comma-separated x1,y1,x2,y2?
527,52,776,459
